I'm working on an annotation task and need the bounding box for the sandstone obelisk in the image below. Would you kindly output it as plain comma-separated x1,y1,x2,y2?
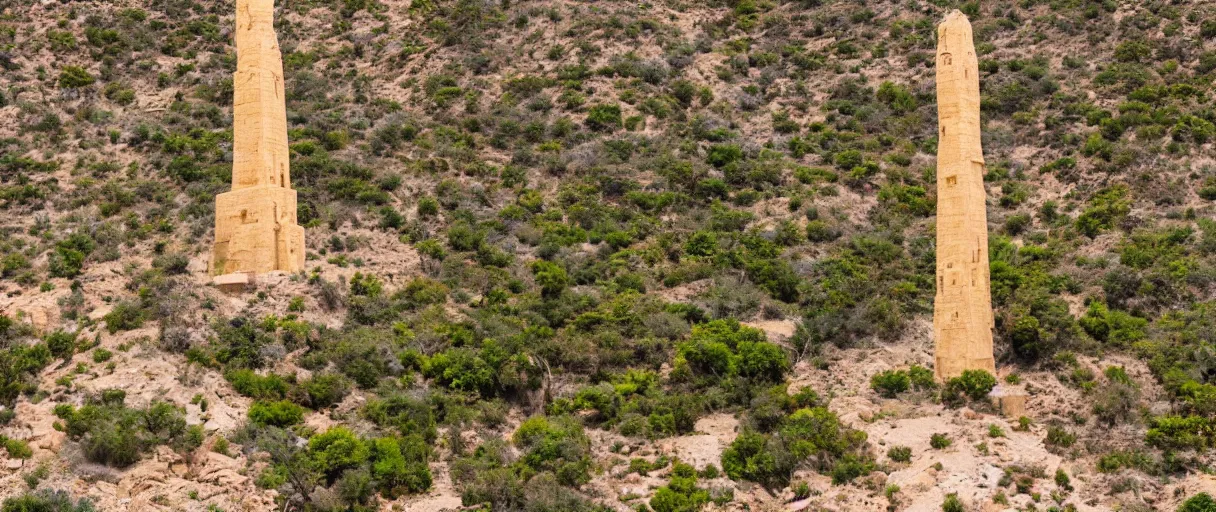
213,0,304,276
933,10,995,381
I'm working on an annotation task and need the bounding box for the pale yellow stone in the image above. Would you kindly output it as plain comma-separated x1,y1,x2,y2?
212,271,255,292
989,386,1028,418
213,0,304,275
933,11,995,381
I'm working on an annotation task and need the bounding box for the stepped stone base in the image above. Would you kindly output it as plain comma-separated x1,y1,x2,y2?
213,272,255,293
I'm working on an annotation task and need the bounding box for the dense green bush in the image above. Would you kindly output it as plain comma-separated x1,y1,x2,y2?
870,370,910,397
0,341,53,407
722,406,868,488
675,319,788,387
54,394,198,467
1179,493,1216,512
585,104,622,131
650,462,716,512
248,400,305,427
57,66,96,88
248,423,431,509
887,445,911,463
929,433,951,449
48,234,95,278
512,415,592,486
941,370,997,407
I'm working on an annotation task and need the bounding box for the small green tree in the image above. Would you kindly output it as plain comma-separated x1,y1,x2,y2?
309,426,370,483
531,261,570,298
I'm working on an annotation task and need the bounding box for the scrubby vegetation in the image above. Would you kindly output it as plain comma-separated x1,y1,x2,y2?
0,0,1213,509
54,389,201,467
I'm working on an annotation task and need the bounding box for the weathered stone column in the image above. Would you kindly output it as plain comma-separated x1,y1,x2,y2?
213,0,305,276
933,10,995,381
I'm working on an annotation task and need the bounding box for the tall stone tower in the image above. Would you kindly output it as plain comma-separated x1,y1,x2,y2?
213,0,304,276
933,10,995,381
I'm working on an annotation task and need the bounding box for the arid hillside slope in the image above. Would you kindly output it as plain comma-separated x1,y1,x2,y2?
0,0,1215,511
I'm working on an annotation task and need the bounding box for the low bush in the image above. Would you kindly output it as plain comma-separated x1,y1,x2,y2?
1178,492,1216,512
54,394,199,467
941,370,997,407
248,400,305,427
512,415,592,486
586,104,623,131
675,319,789,387
930,433,951,449
649,462,711,512
1,489,95,511
870,370,910,397
722,406,869,488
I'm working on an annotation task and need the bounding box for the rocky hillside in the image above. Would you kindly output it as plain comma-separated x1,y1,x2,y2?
0,0,1215,510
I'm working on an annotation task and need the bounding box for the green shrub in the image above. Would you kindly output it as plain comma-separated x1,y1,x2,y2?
1075,185,1130,238
586,104,623,131
248,400,305,427
908,365,936,389
102,301,144,334
1078,301,1147,345
512,416,592,486
707,144,743,168
649,462,710,512
417,196,439,216
370,435,432,497
0,343,53,406
887,445,911,463
1044,425,1077,449
300,373,351,409
676,319,788,386
55,398,193,467
4,438,31,462
929,433,951,449
58,66,95,88
226,369,290,400
1146,415,1212,451
309,426,370,482
942,493,964,512
530,261,570,298
942,370,997,406
722,407,868,488
48,235,95,278
870,370,910,398
45,330,77,360
1179,493,1216,512
720,430,791,489
0,489,95,512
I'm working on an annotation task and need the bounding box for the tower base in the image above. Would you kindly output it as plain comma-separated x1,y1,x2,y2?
213,185,304,275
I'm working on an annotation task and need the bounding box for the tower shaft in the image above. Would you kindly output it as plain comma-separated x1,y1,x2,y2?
233,0,289,190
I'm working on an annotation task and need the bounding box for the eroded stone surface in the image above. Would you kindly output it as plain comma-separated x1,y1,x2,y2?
933,10,996,381
213,0,305,275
